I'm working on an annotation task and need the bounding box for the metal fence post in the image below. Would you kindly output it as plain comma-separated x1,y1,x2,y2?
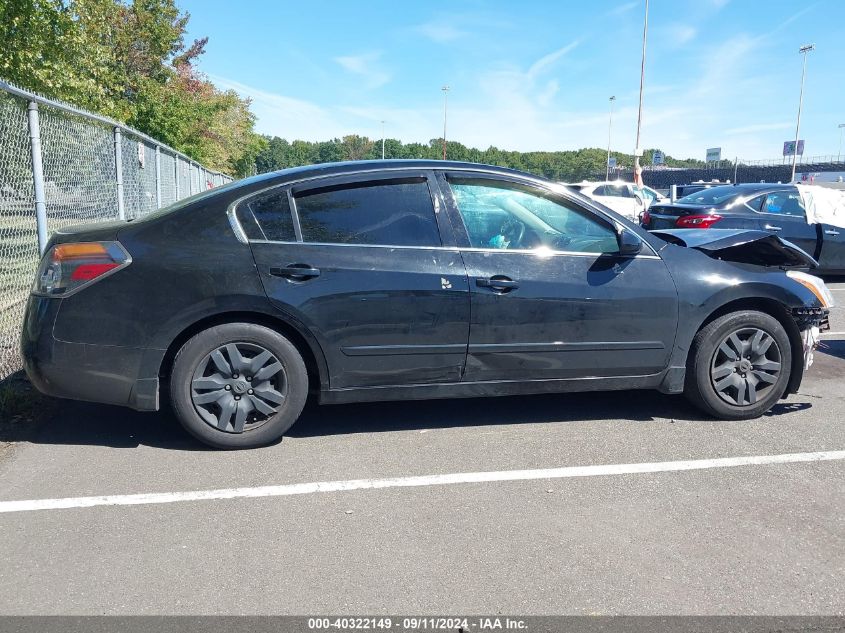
174,154,180,200
113,127,125,220
26,102,49,255
155,145,162,208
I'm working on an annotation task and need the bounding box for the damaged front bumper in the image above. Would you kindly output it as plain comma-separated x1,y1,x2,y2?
793,306,829,370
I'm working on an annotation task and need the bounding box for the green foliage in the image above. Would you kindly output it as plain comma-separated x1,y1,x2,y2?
254,136,706,182
0,0,262,176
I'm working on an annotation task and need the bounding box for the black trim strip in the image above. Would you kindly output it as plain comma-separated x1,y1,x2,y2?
341,344,468,357
341,341,664,357
468,341,665,353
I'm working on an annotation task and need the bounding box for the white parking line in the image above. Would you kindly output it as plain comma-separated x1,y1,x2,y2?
1,450,843,514
821,331,845,337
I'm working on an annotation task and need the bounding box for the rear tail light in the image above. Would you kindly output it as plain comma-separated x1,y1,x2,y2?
641,210,651,226
33,241,131,297
675,214,722,229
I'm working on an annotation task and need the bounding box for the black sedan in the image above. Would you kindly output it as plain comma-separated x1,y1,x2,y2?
642,183,845,273
22,161,833,449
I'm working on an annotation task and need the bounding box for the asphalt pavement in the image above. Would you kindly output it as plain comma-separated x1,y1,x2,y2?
0,282,843,615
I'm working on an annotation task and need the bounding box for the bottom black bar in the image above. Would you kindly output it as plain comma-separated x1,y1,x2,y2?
0,617,843,633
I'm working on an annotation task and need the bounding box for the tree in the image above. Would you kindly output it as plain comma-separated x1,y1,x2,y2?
252,135,705,182
0,0,263,176
340,135,373,161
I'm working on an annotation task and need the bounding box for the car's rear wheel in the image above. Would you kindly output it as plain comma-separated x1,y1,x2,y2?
170,323,308,449
685,310,792,420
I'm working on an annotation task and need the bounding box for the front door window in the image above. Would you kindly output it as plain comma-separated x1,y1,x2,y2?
448,179,619,254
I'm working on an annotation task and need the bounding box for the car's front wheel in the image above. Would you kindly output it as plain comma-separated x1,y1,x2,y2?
685,310,792,420
170,323,309,449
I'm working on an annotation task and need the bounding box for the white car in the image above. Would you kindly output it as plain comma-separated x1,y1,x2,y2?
637,184,669,207
565,181,665,221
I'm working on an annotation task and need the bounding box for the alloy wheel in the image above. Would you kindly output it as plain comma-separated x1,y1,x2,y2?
710,327,782,407
190,342,287,433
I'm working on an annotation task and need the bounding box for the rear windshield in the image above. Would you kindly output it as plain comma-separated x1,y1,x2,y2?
677,186,741,205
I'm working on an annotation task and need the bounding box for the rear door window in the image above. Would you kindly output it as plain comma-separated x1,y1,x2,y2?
293,178,441,247
762,191,806,217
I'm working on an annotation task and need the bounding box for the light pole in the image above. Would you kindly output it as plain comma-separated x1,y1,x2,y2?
633,0,648,187
790,44,814,183
606,95,616,181
380,120,385,160
838,123,845,162
441,85,450,160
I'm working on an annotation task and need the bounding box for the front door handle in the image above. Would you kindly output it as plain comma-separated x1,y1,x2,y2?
763,224,782,232
269,264,321,280
825,229,840,236
476,276,519,292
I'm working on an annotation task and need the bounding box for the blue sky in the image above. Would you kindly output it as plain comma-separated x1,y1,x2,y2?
180,0,845,161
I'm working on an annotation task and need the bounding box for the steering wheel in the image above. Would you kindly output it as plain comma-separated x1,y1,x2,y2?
511,220,525,247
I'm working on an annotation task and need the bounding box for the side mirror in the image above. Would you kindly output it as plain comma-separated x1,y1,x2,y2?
617,229,643,256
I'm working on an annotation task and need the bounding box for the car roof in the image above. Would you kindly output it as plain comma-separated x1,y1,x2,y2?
230,160,540,191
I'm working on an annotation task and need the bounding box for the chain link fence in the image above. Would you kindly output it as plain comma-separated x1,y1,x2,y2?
0,80,233,380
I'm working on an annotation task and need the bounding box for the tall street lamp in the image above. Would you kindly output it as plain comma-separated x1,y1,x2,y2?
381,120,385,160
838,123,845,162
633,0,648,187
441,85,450,160
790,43,814,183
606,95,616,181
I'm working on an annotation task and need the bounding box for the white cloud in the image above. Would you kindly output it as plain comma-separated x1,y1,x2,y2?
537,80,560,107
209,75,351,140
607,1,639,17
414,21,468,43
669,25,697,46
334,52,391,88
725,122,793,136
527,41,579,79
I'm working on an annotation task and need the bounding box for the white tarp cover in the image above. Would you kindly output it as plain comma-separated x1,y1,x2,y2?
797,184,845,227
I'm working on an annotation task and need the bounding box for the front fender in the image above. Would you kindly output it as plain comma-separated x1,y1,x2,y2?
657,245,822,394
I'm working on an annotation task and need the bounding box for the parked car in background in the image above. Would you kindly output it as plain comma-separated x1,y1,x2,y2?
642,183,845,273
22,161,832,449
673,181,732,199
564,181,647,221
637,184,668,207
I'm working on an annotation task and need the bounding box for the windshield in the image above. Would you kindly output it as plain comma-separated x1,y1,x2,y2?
677,186,741,205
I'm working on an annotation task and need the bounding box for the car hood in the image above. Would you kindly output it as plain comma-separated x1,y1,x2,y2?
650,228,818,269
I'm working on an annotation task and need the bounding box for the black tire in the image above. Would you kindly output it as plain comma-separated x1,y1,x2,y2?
170,323,308,449
685,310,792,420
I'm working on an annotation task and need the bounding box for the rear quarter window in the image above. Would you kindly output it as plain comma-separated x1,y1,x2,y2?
236,189,296,241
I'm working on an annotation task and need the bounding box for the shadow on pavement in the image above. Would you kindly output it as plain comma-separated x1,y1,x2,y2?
818,339,845,361
0,385,812,449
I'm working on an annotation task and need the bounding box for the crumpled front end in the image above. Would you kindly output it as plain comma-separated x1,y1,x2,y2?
651,228,819,269
792,305,830,370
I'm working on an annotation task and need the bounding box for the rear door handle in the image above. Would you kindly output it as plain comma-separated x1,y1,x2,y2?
825,229,840,236
476,276,519,292
763,224,782,232
269,264,321,280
